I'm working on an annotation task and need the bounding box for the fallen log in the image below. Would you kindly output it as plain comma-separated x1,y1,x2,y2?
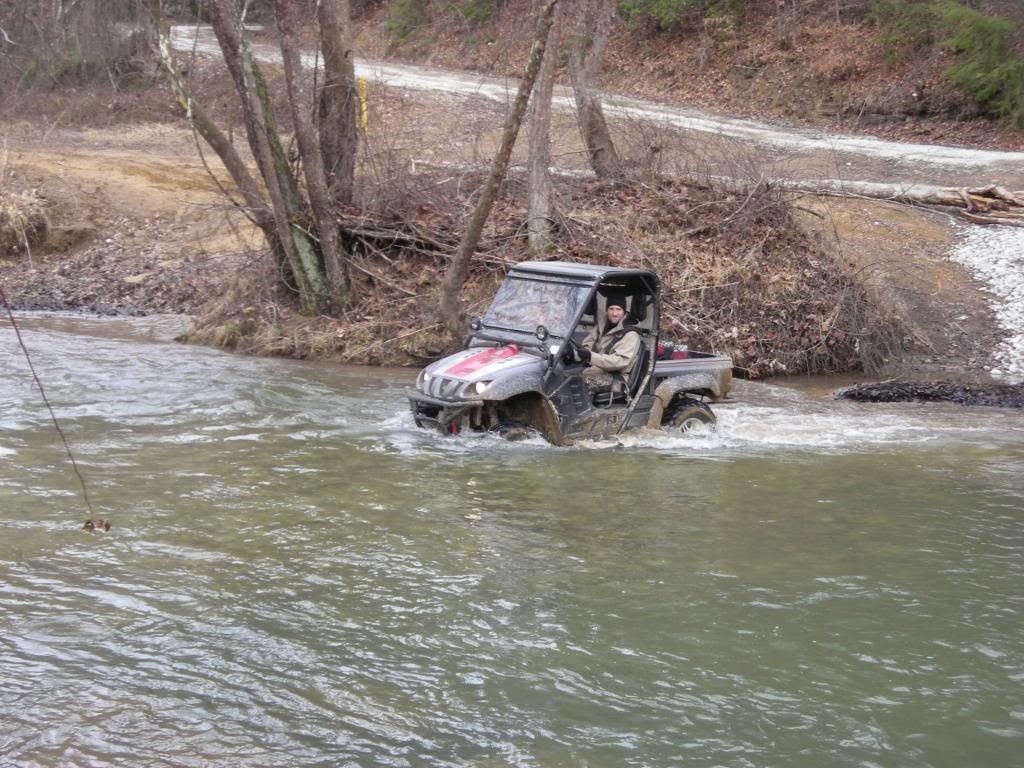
383,159,1024,226
789,179,1024,214
772,181,1024,225
837,379,1024,408
676,174,1024,225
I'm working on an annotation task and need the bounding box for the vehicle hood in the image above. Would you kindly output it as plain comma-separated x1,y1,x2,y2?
425,344,542,384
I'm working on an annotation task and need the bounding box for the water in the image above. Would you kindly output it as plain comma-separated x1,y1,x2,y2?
2,313,1023,768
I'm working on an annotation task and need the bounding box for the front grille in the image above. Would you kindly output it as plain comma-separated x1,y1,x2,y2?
427,376,463,401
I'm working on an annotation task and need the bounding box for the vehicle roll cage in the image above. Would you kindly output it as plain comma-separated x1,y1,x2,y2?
467,262,661,353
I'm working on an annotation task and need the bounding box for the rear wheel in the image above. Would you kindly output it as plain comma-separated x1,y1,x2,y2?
665,400,716,433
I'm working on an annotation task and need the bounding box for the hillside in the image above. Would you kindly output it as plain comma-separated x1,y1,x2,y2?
363,0,1024,152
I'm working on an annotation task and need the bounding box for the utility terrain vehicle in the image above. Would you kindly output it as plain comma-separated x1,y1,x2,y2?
409,261,733,444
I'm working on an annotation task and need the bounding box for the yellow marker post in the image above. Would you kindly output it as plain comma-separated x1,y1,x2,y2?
358,77,368,134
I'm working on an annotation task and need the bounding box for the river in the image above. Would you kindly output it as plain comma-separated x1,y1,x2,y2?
2,314,1022,768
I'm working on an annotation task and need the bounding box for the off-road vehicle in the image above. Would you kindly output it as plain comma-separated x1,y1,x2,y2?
409,261,733,444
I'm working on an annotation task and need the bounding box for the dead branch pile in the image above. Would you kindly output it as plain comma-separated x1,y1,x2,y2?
190,171,908,378
0,190,47,259
838,380,1024,408
551,177,908,377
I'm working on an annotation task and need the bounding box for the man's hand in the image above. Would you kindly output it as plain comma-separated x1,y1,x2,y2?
578,347,592,364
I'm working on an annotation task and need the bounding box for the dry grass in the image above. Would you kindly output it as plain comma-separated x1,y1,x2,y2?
1,144,47,261
0,189,48,262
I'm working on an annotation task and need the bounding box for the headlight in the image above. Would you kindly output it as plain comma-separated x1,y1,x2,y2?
417,370,432,388
474,380,491,395
549,344,561,355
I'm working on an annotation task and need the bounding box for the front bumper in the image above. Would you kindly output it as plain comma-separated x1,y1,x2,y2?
407,388,483,431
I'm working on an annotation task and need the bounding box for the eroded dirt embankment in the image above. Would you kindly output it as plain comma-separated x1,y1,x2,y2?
2,124,260,314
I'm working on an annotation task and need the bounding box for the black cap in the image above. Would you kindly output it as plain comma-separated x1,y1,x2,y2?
605,293,628,310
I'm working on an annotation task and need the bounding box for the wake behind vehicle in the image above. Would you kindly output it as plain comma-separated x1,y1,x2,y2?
409,261,733,444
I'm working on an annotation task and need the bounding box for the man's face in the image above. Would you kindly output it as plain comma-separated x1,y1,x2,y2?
606,305,625,324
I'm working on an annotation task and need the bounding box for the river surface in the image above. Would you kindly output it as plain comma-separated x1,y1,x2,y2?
2,314,1023,768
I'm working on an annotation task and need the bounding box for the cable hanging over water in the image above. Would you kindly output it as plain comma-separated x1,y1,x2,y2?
0,284,108,532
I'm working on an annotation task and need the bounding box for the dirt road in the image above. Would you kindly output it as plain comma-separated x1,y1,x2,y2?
172,25,1024,189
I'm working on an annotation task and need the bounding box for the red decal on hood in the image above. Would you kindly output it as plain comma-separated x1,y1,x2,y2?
445,345,520,376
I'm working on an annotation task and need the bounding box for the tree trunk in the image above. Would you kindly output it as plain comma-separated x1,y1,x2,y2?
200,0,332,314
148,1,272,232
527,0,565,258
274,0,350,309
568,0,623,180
148,0,356,313
316,0,359,208
437,0,560,337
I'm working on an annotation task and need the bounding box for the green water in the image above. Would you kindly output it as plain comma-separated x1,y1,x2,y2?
2,314,1022,767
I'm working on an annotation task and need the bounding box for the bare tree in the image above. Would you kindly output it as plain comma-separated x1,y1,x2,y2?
316,0,358,207
1,0,149,88
149,0,358,314
568,0,623,180
527,0,565,257
437,0,560,337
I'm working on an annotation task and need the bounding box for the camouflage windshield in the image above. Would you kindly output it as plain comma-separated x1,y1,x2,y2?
481,278,590,337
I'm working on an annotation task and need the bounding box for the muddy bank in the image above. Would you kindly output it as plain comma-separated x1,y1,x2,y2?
838,379,1024,408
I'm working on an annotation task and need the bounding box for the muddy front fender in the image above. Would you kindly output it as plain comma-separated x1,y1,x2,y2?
495,390,563,444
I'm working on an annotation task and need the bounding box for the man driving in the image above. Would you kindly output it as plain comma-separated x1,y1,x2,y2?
576,292,642,395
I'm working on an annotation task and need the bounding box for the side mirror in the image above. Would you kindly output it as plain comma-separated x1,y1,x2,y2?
535,324,549,341
469,316,483,332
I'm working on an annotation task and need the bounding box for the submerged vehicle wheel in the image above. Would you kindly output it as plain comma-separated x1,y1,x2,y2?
492,421,541,442
666,401,716,433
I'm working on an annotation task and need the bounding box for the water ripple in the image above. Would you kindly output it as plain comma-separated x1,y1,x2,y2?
2,314,1023,767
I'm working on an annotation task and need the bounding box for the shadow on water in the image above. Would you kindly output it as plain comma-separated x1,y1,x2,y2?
2,313,1023,767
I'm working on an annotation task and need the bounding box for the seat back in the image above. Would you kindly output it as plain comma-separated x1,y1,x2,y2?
624,337,651,397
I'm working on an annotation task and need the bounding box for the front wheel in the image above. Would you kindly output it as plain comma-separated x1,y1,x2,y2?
665,401,716,433
491,421,541,442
